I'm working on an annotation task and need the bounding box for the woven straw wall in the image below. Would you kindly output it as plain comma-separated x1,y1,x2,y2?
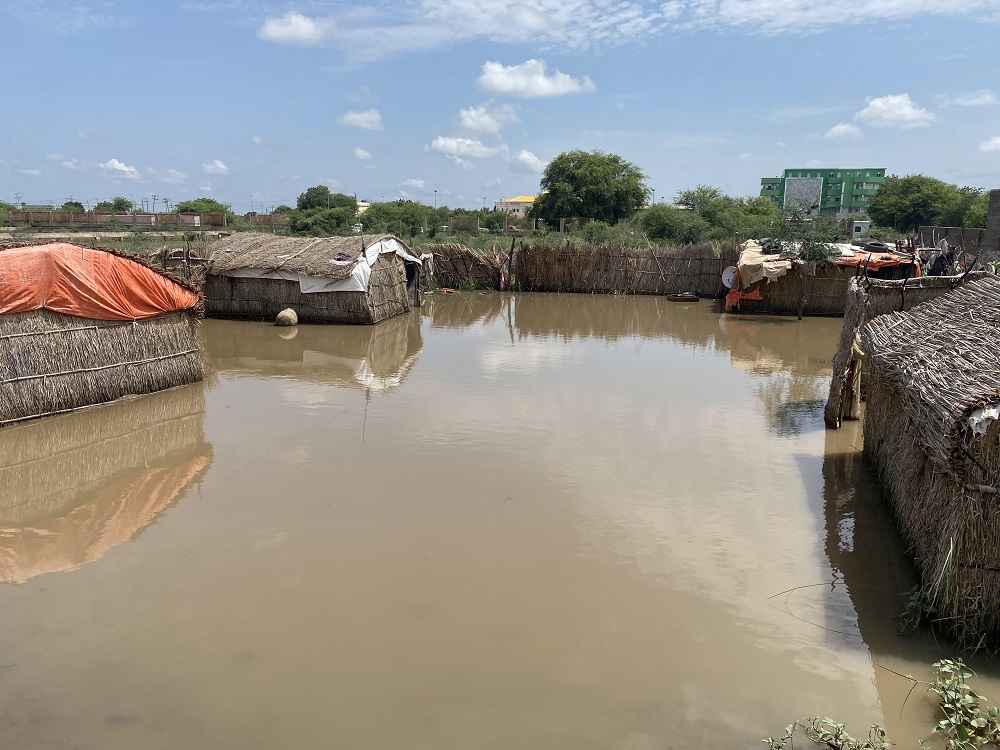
0,309,203,427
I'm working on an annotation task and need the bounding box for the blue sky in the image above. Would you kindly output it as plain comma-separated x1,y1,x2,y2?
2,0,999,213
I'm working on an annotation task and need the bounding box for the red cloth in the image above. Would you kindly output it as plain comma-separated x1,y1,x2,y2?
0,244,199,321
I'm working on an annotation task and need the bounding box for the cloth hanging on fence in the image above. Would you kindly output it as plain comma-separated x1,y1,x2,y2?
0,243,200,321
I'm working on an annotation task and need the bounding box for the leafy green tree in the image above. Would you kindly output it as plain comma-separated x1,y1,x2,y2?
296,186,357,212
61,200,85,212
174,198,240,226
528,150,647,226
273,204,294,214
289,207,356,236
964,192,990,228
0,201,12,226
941,186,984,227
359,200,432,237
94,196,135,213
867,175,961,232
639,205,712,244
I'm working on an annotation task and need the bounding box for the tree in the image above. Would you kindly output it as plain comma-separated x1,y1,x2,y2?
359,200,433,237
867,175,961,232
94,196,135,214
528,150,647,226
61,200,85,212
639,205,711,244
174,197,238,224
964,192,990,228
297,185,357,212
273,204,294,214
289,207,356,236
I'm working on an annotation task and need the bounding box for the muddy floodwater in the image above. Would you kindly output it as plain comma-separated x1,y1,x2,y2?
3,292,1000,749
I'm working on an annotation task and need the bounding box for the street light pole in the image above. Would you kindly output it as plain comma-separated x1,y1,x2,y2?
434,189,437,209
249,194,254,215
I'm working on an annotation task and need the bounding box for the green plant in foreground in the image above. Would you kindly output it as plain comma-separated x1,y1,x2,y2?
765,660,1000,750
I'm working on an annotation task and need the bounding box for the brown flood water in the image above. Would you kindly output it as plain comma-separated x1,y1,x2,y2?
1,292,999,749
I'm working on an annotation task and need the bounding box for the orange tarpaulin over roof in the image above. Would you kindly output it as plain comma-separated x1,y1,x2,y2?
0,243,200,321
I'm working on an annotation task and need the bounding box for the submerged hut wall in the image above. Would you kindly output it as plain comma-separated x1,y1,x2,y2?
204,233,418,325
512,241,738,297
824,273,987,427
860,276,1000,644
0,310,203,427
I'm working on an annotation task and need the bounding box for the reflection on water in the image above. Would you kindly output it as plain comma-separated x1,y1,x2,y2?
1,292,997,750
209,311,423,394
0,386,211,584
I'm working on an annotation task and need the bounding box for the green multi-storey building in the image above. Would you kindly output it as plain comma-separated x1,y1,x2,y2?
760,167,886,219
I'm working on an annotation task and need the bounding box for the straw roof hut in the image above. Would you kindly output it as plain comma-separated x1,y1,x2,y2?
860,275,1000,644
0,385,211,584
824,273,987,427
204,233,423,325
0,242,204,427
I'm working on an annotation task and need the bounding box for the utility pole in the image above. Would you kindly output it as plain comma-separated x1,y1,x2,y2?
13,192,21,209
249,194,254,215
151,194,158,214
483,197,487,209
434,189,438,209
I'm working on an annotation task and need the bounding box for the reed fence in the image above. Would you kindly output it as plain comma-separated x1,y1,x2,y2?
427,241,738,296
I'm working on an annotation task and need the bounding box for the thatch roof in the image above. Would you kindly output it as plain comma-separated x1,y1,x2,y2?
206,232,412,281
861,275,1000,471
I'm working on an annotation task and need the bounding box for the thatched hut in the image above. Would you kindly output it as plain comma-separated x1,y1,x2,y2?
860,275,1000,644
0,242,204,427
0,383,211,584
824,273,987,427
204,233,423,324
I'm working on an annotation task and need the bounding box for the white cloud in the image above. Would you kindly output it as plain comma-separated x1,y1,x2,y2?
447,155,476,170
18,169,41,177
855,93,934,128
353,146,373,161
252,135,263,144
163,169,189,184
459,103,518,134
76,128,87,139
364,164,377,170
257,12,334,45
979,137,1000,152
46,153,63,161
203,159,229,175
805,159,824,168
61,159,81,170
336,109,384,130
199,182,213,193
100,158,142,181
673,0,1000,34
427,136,506,158
946,90,997,106
510,149,546,174
477,59,595,98
401,178,427,189
825,122,862,139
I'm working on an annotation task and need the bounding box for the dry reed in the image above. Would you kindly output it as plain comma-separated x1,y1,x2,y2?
0,309,203,427
824,273,987,427
860,275,1000,644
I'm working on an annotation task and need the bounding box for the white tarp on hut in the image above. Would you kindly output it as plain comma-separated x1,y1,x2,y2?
221,237,420,293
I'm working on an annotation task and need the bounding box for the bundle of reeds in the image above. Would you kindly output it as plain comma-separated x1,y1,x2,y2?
824,273,987,427
860,275,1000,643
0,309,203,427
512,241,736,297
